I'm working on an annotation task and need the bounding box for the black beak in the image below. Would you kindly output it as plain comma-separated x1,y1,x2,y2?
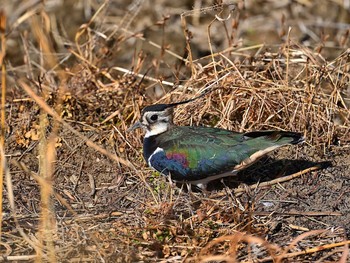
127,121,143,132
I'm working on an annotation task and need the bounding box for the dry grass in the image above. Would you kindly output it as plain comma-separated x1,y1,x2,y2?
1,0,350,262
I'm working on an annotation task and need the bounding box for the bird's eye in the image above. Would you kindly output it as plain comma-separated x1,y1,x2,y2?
150,114,158,121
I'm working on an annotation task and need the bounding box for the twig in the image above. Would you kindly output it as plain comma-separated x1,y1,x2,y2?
0,255,39,261
212,165,322,199
253,211,342,217
0,9,6,240
111,66,183,88
88,172,96,197
263,240,350,263
234,165,321,196
73,161,84,191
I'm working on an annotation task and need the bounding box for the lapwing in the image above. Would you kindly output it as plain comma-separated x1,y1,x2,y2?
129,101,304,189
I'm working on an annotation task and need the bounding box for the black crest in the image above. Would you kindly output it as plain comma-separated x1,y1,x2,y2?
142,104,171,113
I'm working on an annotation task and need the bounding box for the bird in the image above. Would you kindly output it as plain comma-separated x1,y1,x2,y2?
128,102,305,189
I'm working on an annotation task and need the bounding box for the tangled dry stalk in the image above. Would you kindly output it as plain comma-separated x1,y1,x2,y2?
0,0,349,262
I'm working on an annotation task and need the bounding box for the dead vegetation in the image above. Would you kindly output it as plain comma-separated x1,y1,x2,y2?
0,0,350,262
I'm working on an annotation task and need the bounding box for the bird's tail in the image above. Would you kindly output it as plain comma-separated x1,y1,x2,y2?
244,131,305,145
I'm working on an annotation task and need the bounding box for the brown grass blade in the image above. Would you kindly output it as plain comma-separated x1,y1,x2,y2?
0,8,6,240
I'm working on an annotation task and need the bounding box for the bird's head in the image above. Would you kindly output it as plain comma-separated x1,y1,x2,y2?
127,73,229,138
128,104,174,137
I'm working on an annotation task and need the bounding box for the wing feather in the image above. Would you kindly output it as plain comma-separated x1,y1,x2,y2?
149,126,302,182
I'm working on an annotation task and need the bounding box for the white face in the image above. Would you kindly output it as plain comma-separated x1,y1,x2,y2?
141,109,173,137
